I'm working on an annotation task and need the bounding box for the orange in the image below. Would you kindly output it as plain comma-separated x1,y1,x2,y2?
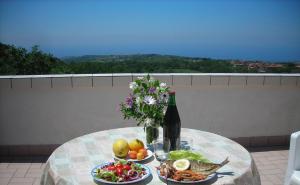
136,152,145,160
128,139,144,152
128,151,137,159
138,148,148,157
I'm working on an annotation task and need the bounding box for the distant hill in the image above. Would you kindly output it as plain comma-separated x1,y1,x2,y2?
61,54,300,73
62,54,211,63
61,54,237,73
1,42,299,75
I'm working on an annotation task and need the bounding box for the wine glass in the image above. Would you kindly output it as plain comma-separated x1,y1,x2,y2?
153,138,170,162
153,138,171,185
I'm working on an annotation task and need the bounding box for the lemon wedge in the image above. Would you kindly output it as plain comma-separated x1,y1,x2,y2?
173,159,190,171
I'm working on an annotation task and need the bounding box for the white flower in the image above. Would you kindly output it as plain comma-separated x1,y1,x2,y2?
144,96,156,105
160,82,167,88
137,76,144,80
145,118,157,127
149,77,155,82
136,97,142,104
159,93,168,103
129,82,138,89
163,108,167,115
145,118,152,125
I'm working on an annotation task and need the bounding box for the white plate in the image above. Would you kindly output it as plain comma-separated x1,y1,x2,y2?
157,169,217,184
113,149,153,162
91,162,151,184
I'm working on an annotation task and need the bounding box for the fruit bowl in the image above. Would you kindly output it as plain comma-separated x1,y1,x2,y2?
113,149,153,162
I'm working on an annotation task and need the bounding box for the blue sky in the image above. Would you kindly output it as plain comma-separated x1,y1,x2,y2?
0,0,300,61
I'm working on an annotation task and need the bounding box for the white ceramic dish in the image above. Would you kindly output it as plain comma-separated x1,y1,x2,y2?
157,169,216,184
91,162,151,184
113,149,153,162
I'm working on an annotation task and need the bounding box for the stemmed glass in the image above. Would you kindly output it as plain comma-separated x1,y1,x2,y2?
153,138,170,185
153,138,170,162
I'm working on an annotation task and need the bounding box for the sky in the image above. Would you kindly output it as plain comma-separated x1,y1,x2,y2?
0,0,300,62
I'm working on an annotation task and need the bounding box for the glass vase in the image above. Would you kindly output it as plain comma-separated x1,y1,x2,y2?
145,124,159,145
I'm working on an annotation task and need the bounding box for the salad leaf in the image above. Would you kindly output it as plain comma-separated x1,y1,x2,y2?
168,150,210,163
131,163,143,173
118,159,127,165
96,170,117,182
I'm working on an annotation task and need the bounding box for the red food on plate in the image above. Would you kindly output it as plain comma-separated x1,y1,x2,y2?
93,160,148,183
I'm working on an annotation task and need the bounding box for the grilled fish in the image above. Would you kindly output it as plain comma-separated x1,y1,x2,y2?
165,157,229,176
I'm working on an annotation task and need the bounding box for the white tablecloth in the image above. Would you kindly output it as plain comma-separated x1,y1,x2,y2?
41,127,260,185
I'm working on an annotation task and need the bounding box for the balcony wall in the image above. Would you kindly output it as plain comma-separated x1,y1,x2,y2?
0,73,300,147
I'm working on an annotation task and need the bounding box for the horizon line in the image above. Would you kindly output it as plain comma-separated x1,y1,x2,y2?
1,42,299,63
60,53,300,63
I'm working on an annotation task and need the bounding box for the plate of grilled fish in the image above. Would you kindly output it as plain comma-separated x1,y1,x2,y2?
157,158,229,184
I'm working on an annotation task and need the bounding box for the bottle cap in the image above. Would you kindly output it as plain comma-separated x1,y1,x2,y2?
168,91,176,95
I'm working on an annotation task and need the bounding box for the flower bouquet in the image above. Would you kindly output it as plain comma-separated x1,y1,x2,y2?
120,75,169,144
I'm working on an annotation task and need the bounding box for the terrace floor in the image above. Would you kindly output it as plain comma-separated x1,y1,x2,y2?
251,148,288,185
0,148,289,185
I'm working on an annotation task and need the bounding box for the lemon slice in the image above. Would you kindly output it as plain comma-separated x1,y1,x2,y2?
173,159,190,171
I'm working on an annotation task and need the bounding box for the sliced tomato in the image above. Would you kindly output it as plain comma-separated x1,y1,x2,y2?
123,165,131,171
115,163,123,168
116,167,123,176
107,165,116,171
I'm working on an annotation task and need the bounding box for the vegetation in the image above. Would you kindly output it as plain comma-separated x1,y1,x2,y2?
1,42,299,75
0,43,70,75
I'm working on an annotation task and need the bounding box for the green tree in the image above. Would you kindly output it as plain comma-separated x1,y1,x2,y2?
0,43,68,75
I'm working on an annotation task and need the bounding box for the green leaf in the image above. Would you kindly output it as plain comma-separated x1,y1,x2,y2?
119,159,127,165
142,83,147,90
168,150,210,163
136,80,141,86
133,88,139,94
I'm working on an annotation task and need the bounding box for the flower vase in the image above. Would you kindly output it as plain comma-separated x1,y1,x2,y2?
145,125,159,145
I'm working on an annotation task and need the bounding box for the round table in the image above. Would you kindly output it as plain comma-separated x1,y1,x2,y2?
41,127,260,185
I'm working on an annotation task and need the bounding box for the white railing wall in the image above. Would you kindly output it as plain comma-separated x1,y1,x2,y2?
0,73,300,145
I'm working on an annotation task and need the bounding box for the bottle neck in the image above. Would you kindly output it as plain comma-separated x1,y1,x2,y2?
168,94,176,106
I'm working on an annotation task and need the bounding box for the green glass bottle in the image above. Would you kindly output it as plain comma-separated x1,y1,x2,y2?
163,91,181,151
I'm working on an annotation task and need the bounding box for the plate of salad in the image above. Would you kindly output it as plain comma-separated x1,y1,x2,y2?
91,160,151,184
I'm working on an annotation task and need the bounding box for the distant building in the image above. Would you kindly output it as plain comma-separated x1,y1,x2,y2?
231,60,246,67
265,64,283,68
247,62,263,71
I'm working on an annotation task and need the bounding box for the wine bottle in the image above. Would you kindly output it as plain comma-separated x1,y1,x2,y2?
163,91,181,151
